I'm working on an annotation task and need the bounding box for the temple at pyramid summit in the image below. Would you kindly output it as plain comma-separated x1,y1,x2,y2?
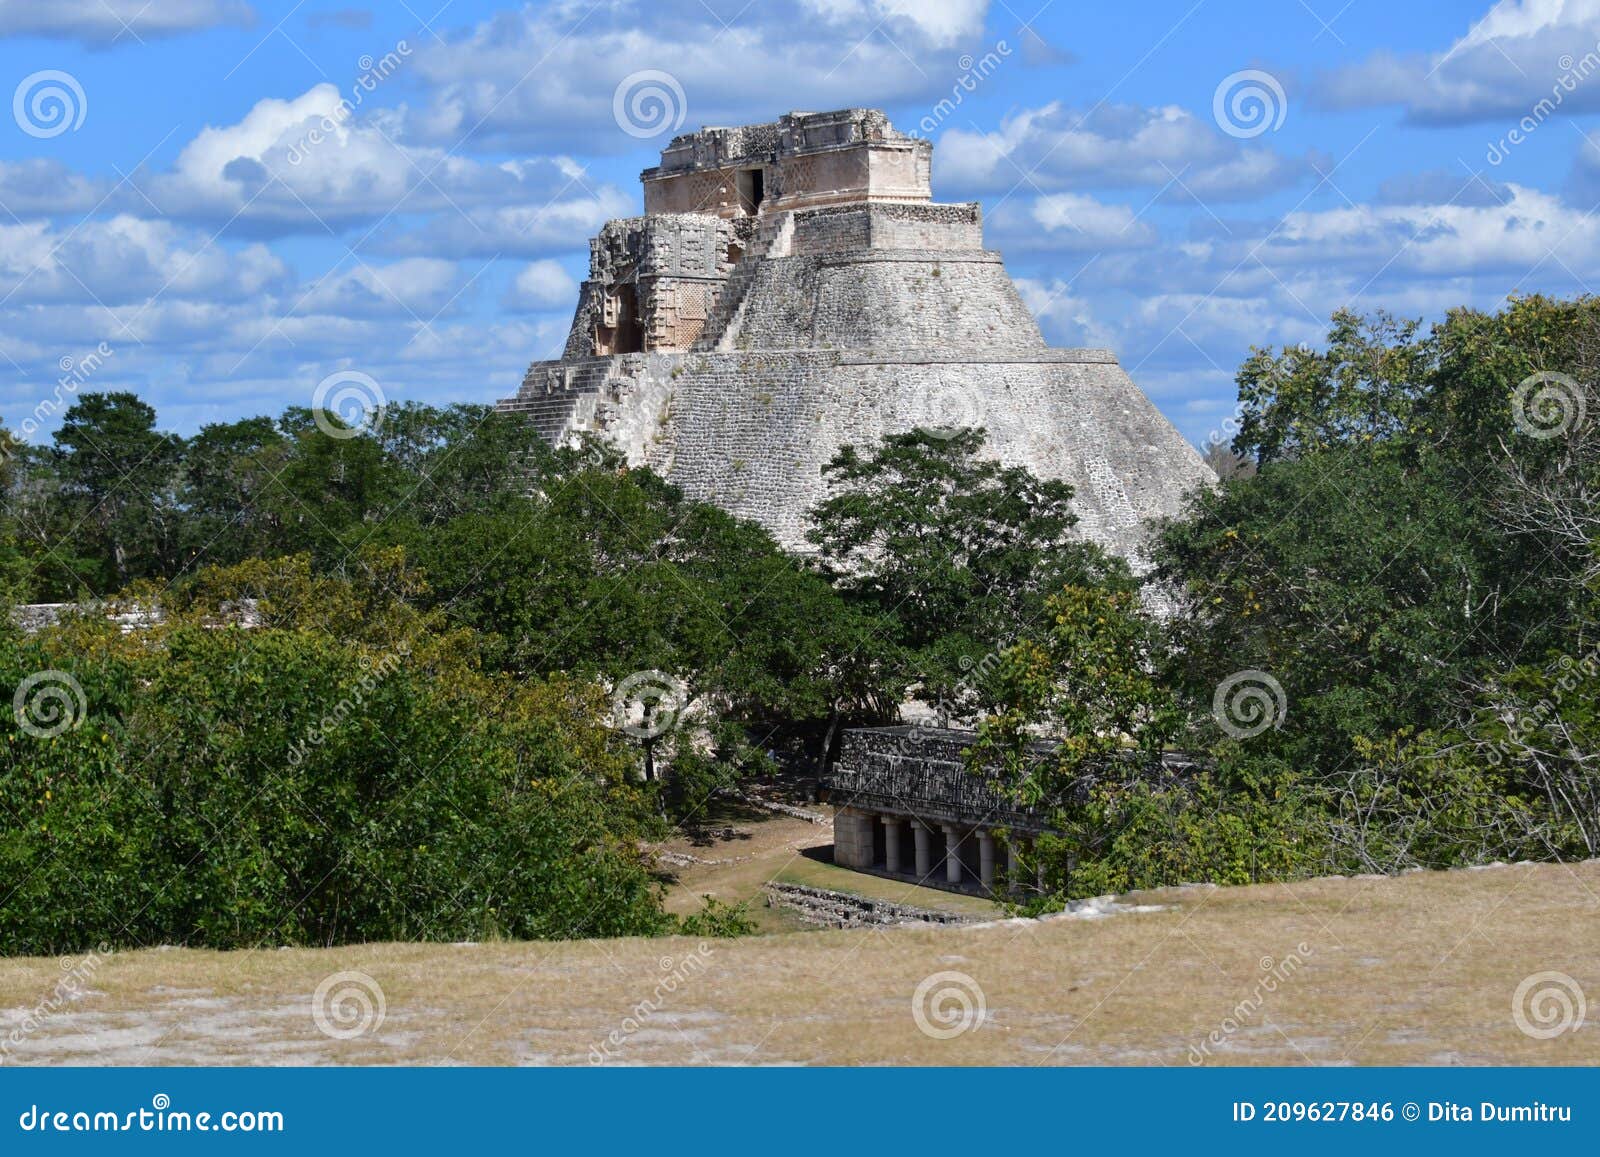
496,108,1211,560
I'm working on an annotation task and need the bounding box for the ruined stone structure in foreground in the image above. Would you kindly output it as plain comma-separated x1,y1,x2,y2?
497,108,1211,560
823,727,1195,896
824,727,1052,894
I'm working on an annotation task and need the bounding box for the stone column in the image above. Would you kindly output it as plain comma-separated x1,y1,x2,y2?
943,824,963,885
978,831,996,891
884,817,902,874
832,807,878,870
912,821,932,879
1006,838,1020,891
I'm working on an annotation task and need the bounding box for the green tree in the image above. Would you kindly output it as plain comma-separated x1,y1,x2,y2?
1233,309,1430,464
47,392,184,590
0,560,670,954
0,418,26,601
179,415,290,568
807,427,1130,713
1161,300,1588,772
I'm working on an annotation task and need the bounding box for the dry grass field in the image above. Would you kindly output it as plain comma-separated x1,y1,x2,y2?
3,851,1598,1066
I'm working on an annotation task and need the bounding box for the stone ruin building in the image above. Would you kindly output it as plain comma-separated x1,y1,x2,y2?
497,109,1214,889
825,727,1053,894
497,108,1211,561
824,727,1195,897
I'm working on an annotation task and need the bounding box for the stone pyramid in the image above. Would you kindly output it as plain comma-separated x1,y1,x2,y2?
497,108,1211,561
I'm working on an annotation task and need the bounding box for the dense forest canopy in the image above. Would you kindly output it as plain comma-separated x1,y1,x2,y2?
4,293,1599,950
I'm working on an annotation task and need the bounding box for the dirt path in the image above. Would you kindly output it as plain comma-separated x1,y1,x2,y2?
3,861,1597,1066
654,800,1001,932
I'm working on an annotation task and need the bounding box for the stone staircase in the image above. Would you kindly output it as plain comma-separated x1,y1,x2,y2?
692,210,794,351
496,353,680,461
496,357,618,443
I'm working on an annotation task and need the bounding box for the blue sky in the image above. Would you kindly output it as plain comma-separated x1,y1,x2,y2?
1,0,1597,447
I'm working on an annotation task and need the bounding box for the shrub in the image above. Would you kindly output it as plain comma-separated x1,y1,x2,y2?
0,608,669,955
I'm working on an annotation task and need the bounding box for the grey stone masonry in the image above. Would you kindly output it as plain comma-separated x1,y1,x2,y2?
820,726,1197,892
823,726,1197,833
495,107,1214,565
824,727,1055,835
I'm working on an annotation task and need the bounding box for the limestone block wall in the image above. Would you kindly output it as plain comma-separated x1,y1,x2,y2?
499,353,680,451
790,207,870,256
788,203,982,256
504,107,1214,573
724,253,1046,352
643,111,932,217
832,808,878,869
826,728,1051,832
768,147,869,211
865,144,932,202
867,202,981,250
643,167,753,217
654,349,1209,561
499,342,1212,564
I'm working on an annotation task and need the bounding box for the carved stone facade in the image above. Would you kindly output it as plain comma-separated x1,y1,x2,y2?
822,726,1193,895
497,108,1213,563
641,108,931,218
823,726,1050,895
563,214,737,357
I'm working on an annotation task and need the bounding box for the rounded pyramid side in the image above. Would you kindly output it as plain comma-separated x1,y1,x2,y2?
657,350,1214,562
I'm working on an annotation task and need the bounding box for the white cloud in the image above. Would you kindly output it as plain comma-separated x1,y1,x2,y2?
0,0,252,44
374,189,635,260
1000,176,1600,445
799,0,988,46
1455,0,1600,48
0,215,288,308
296,258,464,318
0,160,108,217
988,193,1157,253
410,0,988,152
1013,278,1117,347
1027,193,1157,248
1314,0,1600,122
937,101,1307,200
121,85,631,243
503,260,580,312
1202,184,1598,280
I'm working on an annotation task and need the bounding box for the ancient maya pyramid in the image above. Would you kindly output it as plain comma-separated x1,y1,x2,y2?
496,109,1212,561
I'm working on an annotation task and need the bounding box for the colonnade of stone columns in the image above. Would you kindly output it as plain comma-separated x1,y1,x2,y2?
833,806,1041,894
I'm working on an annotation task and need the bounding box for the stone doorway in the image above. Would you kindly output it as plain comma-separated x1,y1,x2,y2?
596,283,644,354
735,168,764,215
